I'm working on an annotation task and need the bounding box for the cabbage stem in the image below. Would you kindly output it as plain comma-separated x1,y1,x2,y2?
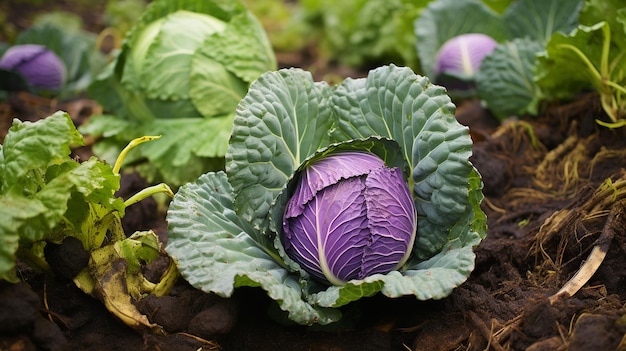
124,183,174,207
113,135,161,176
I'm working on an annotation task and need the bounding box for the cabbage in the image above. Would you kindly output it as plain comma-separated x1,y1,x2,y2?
0,44,67,92
282,151,417,286
435,33,497,79
83,0,277,185
166,65,486,325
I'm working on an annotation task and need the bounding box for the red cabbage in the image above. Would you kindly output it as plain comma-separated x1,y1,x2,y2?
0,44,66,91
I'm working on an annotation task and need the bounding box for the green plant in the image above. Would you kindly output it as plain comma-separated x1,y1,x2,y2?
536,0,626,127
166,65,486,325
0,111,177,333
83,0,277,186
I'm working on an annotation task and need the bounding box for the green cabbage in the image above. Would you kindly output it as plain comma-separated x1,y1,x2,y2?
83,0,277,186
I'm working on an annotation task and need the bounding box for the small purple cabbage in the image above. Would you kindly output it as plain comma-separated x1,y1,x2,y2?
0,44,66,91
435,33,498,78
282,151,417,286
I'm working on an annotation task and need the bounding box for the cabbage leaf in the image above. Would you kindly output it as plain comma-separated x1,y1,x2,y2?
0,112,124,282
83,0,276,186
166,65,486,325
535,7,626,125
418,0,584,119
475,38,545,118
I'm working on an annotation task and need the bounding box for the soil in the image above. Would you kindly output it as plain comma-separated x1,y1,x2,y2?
2,3,626,351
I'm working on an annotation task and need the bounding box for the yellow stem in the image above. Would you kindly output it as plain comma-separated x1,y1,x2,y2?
113,136,161,176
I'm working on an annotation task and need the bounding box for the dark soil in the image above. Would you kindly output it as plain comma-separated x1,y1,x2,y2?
2,3,626,351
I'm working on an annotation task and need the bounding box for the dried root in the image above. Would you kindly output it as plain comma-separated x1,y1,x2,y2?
531,175,626,296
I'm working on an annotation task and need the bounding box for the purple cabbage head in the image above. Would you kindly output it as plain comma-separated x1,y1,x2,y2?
435,33,497,78
282,151,417,286
0,44,66,91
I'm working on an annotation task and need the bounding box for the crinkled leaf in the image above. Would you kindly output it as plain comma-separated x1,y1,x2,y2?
535,22,610,100
2,111,83,191
475,38,545,118
166,172,341,325
227,69,333,231
0,112,124,282
330,65,474,259
189,10,277,118
503,0,583,43
168,65,486,324
134,11,226,101
35,157,123,232
197,10,277,84
189,54,248,118
414,0,508,78
0,195,48,282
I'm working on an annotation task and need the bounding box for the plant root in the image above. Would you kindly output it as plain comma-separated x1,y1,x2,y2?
548,198,624,303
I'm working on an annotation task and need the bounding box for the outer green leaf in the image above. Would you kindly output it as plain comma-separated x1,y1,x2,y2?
0,195,48,282
580,0,626,44
503,0,582,43
119,0,240,95
136,11,226,101
197,10,277,84
535,22,609,100
167,65,486,325
2,111,83,192
330,65,474,258
36,158,123,230
86,0,276,187
475,38,545,118
166,172,341,325
310,244,476,307
0,112,124,282
189,10,277,118
81,116,232,185
189,54,248,118
227,69,333,230
414,0,508,79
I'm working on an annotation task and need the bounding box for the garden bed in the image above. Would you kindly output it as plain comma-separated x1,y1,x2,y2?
1,0,625,350
1,91,625,351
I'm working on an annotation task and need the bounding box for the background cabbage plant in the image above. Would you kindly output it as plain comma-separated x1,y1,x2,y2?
166,65,486,325
82,0,276,186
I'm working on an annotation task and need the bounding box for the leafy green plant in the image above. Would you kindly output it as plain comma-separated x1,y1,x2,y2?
300,0,429,69
83,0,277,186
0,44,66,93
535,0,626,127
416,0,583,118
415,0,508,80
0,12,106,98
166,65,486,325
0,111,177,333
